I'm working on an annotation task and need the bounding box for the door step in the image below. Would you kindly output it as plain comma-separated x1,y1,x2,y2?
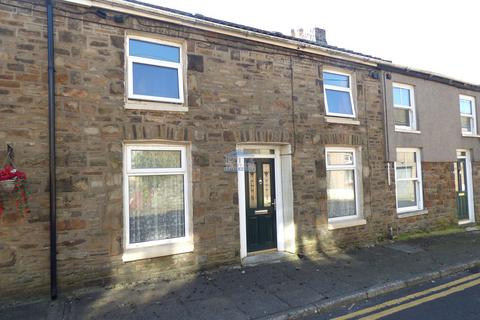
242,251,298,267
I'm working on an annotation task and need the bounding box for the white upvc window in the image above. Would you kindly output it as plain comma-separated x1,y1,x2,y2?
395,148,423,214
325,147,361,221
126,35,184,104
123,144,192,262
393,83,416,131
323,70,356,118
459,95,477,135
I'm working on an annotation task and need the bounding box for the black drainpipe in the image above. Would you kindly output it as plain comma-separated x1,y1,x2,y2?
46,0,58,300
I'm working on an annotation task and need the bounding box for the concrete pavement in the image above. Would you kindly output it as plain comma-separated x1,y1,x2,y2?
1,230,480,320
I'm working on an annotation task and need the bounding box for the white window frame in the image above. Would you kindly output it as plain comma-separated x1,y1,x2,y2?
323,70,356,118
126,35,184,104
393,83,417,131
325,147,360,222
122,143,193,262
459,95,477,135
395,148,423,214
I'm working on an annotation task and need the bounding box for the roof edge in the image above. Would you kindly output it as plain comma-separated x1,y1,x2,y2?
60,0,386,66
379,63,480,92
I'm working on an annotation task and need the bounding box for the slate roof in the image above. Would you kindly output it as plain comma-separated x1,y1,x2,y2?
124,0,390,62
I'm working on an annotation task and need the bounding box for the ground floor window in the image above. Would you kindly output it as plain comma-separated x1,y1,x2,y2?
123,144,190,254
325,147,360,220
395,148,423,213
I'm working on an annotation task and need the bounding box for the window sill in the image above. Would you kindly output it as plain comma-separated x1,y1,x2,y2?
395,128,421,134
462,133,480,138
328,218,366,230
397,209,428,219
125,100,188,112
325,116,360,125
122,240,194,262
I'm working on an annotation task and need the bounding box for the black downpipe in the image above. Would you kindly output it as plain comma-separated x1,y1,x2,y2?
46,0,58,300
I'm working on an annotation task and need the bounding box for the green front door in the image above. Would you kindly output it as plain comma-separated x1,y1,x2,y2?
245,158,277,252
456,158,469,220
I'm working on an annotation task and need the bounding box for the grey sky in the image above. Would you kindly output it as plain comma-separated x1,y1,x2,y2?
142,0,480,85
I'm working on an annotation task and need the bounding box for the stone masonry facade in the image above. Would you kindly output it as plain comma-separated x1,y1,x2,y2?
0,0,474,302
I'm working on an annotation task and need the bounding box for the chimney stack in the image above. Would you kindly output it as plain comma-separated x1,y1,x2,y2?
291,27,327,45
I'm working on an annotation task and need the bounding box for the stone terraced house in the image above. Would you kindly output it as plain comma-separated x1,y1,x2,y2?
0,0,479,302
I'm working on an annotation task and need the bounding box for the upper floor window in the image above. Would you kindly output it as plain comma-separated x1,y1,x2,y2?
393,83,416,131
323,71,355,118
459,95,476,135
127,36,184,104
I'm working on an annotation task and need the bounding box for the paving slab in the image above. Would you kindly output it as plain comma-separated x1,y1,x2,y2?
1,231,480,320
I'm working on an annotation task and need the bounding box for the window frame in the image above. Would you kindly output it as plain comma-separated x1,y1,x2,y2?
393,83,417,131
394,148,423,214
323,69,356,118
459,94,477,135
123,144,191,252
325,147,360,222
126,35,185,104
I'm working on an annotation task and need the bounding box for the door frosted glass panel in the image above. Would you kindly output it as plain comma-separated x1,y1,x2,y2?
263,163,272,207
131,150,181,169
132,63,179,98
327,170,356,218
394,108,410,127
248,171,257,209
326,89,353,115
397,180,417,208
129,39,180,62
128,174,185,243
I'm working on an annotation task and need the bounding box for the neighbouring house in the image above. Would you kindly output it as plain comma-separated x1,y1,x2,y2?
380,66,480,230
0,0,479,302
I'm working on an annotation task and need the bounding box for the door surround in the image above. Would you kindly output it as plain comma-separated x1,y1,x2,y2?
236,144,295,259
457,149,475,224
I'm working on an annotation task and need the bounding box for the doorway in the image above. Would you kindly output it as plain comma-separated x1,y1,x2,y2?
236,144,295,260
455,150,475,223
245,158,277,252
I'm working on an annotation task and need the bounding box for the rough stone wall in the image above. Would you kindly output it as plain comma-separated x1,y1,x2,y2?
0,0,459,302
392,162,457,234
0,0,51,300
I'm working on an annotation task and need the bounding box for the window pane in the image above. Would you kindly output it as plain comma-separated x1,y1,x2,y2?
461,116,472,132
323,72,349,88
129,175,185,243
327,170,356,218
326,89,353,115
132,63,180,99
397,180,417,209
393,87,411,107
397,151,416,164
394,108,410,127
396,151,417,179
131,150,181,169
327,151,354,166
129,39,180,63
460,99,472,115
396,163,417,179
